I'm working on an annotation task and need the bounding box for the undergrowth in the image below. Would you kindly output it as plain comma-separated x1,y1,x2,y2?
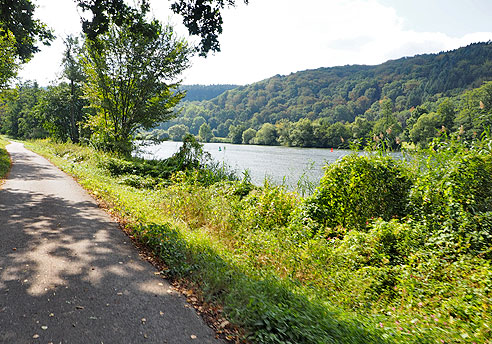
26,136,492,344
0,136,10,179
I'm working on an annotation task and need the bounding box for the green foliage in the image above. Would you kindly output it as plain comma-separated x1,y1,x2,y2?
37,82,89,143
0,0,53,62
239,182,298,232
168,124,190,141
101,134,238,187
159,43,491,150
82,13,191,154
0,81,47,139
0,136,10,178
28,138,492,344
198,122,213,142
181,84,239,101
303,154,412,231
408,137,492,257
0,30,19,87
241,127,256,144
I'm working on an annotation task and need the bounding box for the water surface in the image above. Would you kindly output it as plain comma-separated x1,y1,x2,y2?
137,141,353,188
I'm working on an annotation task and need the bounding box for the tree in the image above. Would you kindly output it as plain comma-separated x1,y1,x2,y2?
255,123,277,145
168,124,189,141
190,116,206,135
0,30,17,87
0,81,46,139
436,99,455,131
0,0,53,62
38,83,89,143
76,0,248,56
290,118,314,147
241,127,256,144
351,117,373,140
61,36,86,143
409,112,441,146
198,122,213,142
82,13,191,154
228,124,245,144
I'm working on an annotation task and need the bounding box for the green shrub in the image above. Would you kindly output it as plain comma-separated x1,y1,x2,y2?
336,219,422,268
302,154,413,232
0,137,10,178
409,142,492,257
239,182,298,231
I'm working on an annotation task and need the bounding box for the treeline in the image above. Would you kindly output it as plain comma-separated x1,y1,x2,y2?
0,13,192,155
180,84,239,101
148,42,492,148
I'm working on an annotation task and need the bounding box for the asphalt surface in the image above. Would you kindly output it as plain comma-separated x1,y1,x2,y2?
0,142,223,344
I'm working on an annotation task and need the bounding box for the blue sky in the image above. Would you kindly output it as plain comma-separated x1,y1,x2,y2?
18,0,492,86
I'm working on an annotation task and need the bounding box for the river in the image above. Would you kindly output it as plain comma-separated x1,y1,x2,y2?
137,141,353,190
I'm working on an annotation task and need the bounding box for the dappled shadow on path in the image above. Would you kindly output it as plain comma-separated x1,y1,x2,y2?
0,146,220,343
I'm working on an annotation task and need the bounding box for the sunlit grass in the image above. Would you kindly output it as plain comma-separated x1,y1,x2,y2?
0,136,11,179
26,138,492,344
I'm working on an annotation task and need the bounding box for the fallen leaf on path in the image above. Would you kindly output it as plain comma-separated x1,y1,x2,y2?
190,335,197,339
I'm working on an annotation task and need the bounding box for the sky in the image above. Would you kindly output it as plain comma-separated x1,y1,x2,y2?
18,0,492,86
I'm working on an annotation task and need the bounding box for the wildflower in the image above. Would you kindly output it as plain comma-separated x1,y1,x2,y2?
379,322,383,328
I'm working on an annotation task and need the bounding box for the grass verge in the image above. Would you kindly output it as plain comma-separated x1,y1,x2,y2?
0,136,11,180
25,138,491,344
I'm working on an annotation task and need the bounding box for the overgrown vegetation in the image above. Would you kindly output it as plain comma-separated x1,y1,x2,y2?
0,136,10,179
27,134,492,344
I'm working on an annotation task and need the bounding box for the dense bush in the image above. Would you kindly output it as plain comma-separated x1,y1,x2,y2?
27,137,492,344
0,137,11,178
409,140,492,257
301,154,413,232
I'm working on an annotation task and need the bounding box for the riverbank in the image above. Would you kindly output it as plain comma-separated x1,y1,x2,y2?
27,138,491,344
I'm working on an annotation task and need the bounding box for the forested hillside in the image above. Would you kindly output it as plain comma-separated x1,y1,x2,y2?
180,84,239,101
153,42,492,148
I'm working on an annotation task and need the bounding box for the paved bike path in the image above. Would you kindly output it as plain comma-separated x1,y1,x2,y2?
0,142,222,343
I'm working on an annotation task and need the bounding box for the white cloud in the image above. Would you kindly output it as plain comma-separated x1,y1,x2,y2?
17,0,492,86
181,0,492,84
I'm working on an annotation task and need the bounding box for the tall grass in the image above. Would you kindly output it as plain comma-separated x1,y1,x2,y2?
0,136,10,179
26,137,492,344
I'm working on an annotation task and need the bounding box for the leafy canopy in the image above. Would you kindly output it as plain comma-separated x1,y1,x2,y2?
0,0,53,62
76,0,248,56
82,13,191,154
